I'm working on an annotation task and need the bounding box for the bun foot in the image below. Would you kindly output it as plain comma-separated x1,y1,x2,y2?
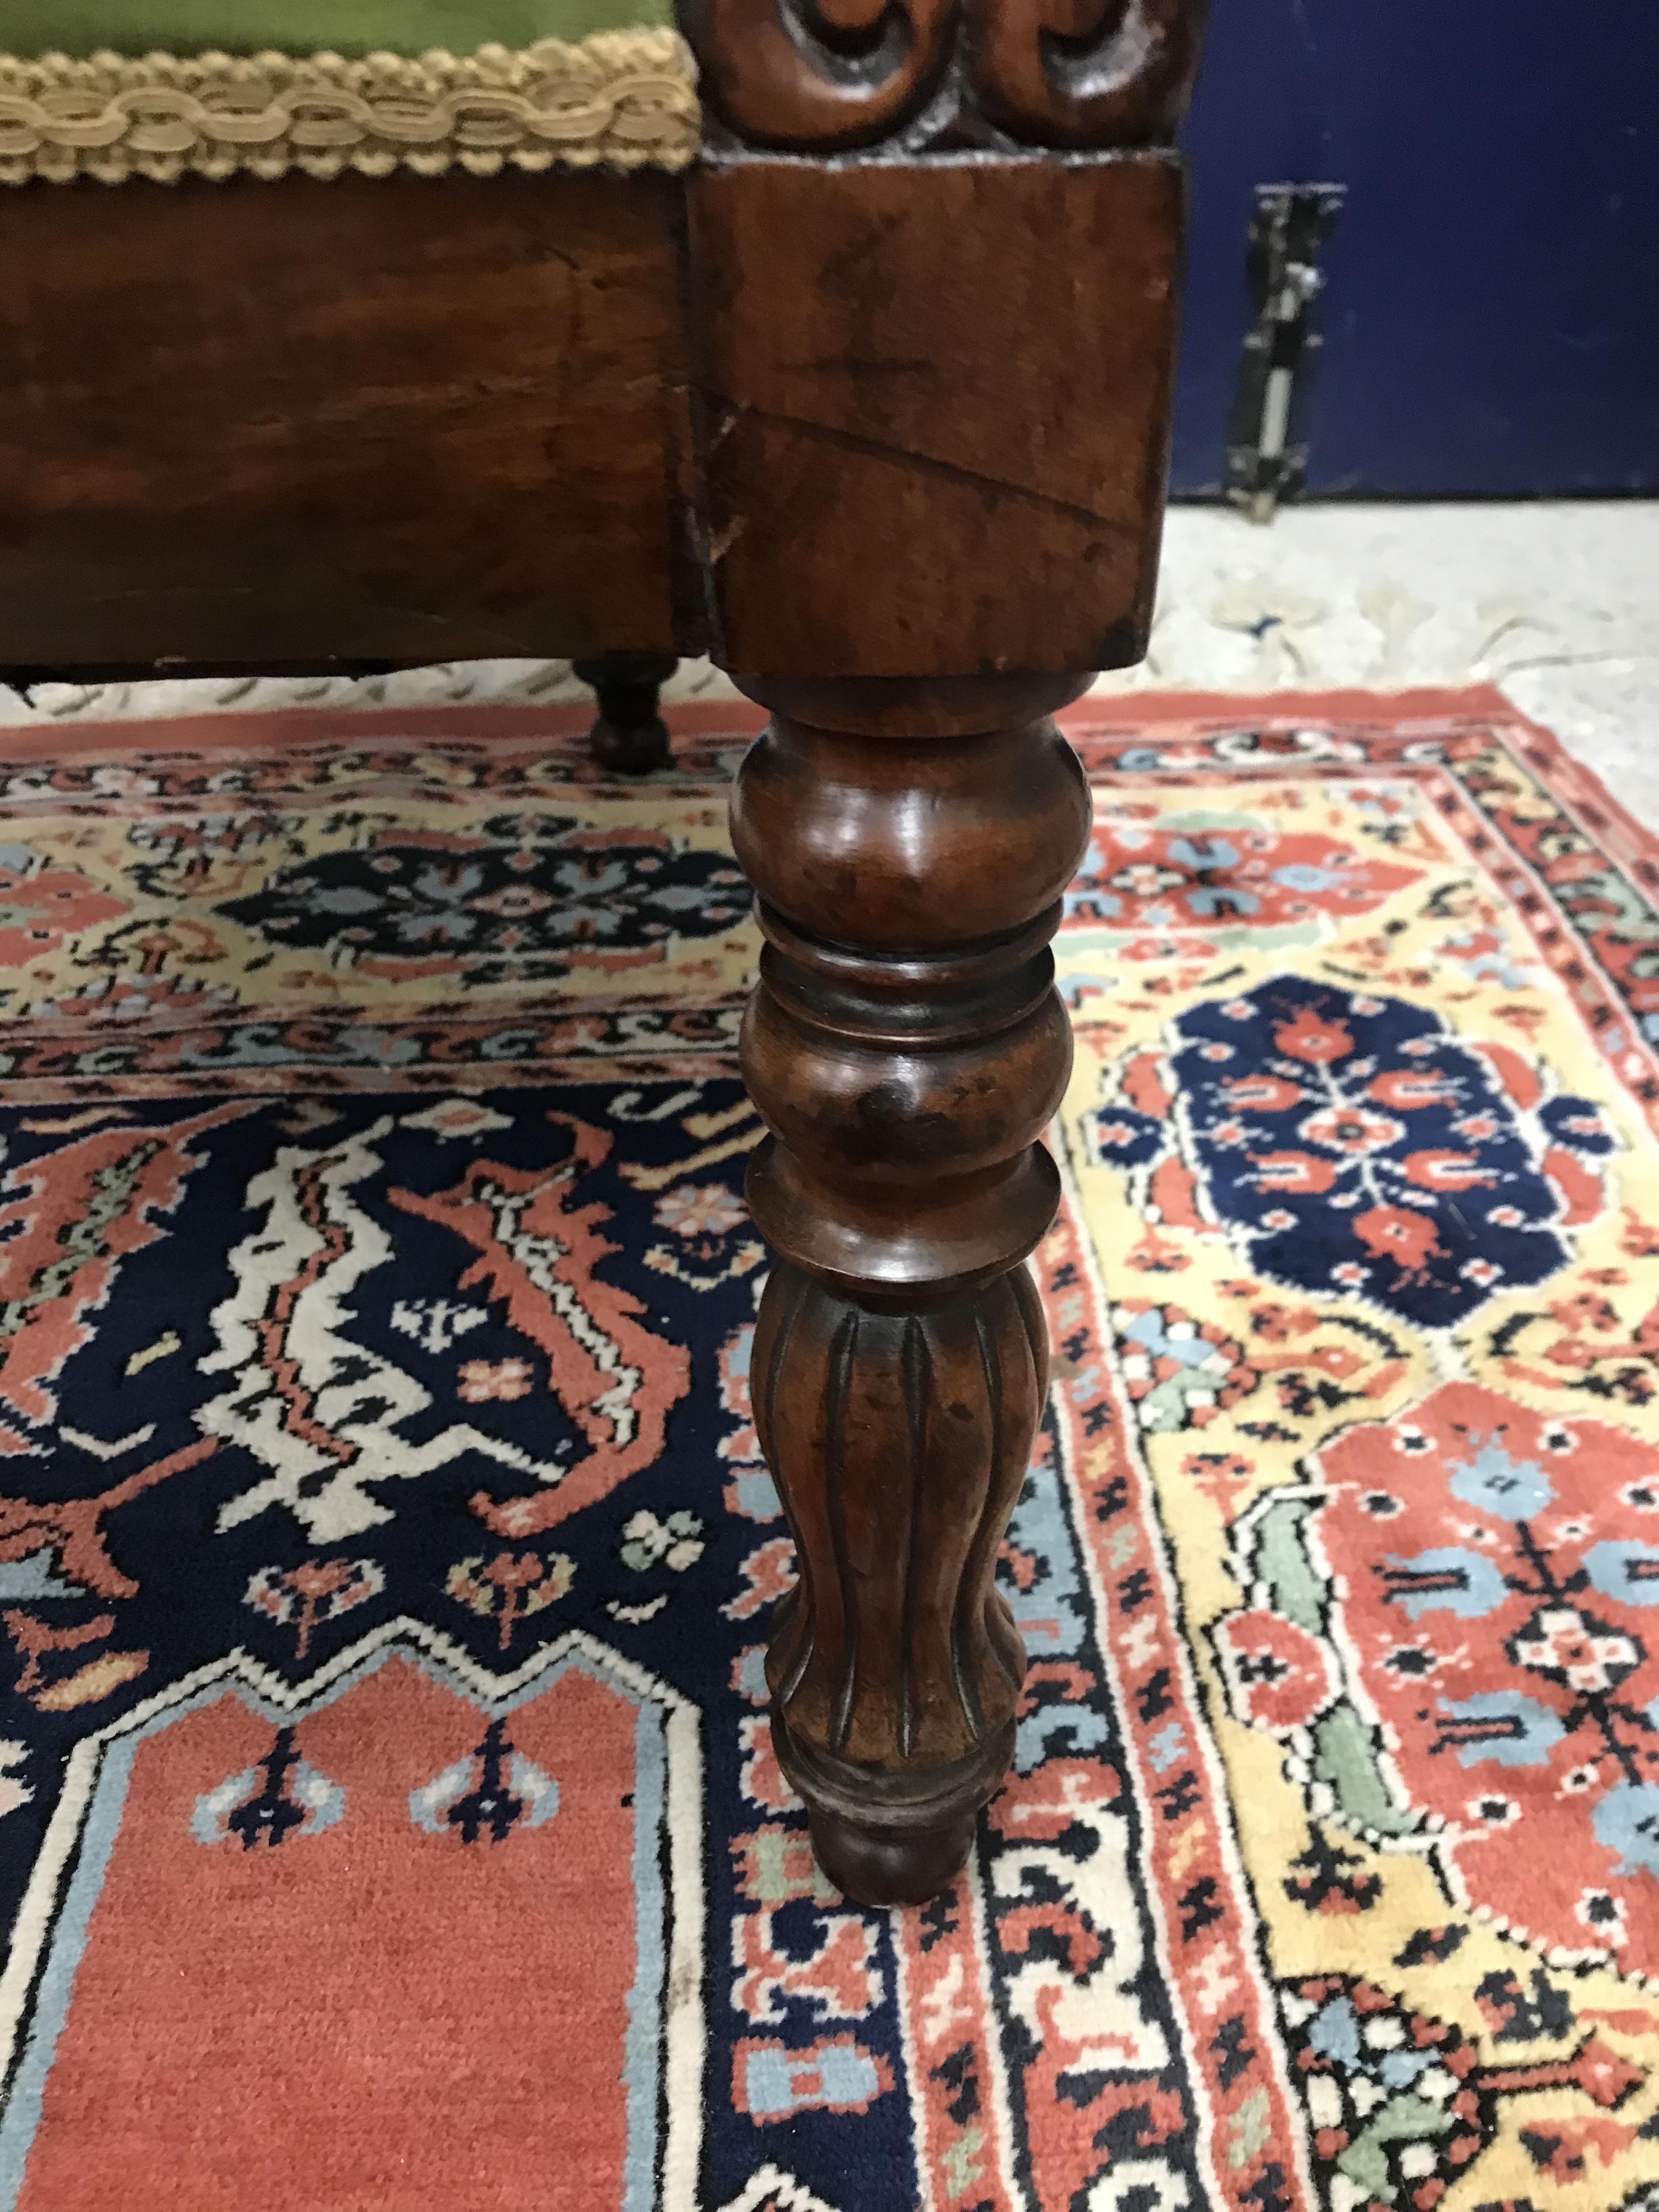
589,704,670,775
808,1805,979,1908
573,650,676,776
772,1706,1017,1909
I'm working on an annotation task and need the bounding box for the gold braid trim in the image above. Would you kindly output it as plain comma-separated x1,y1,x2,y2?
0,29,699,184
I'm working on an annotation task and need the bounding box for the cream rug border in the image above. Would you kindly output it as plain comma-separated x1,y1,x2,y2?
0,29,698,184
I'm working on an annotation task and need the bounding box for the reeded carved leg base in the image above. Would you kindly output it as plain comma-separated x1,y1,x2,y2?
573,651,676,775
732,673,1091,1905
754,1261,1046,1904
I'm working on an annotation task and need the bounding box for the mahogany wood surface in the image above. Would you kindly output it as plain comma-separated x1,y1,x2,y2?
0,170,691,673
687,150,1184,679
680,2,1203,1897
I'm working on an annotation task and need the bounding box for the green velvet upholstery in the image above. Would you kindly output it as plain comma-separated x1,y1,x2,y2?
9,0,673,60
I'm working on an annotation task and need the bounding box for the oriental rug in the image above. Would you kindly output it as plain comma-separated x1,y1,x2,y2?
0,686,1654,2212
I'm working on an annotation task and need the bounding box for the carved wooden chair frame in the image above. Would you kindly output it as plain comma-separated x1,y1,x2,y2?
0,0,1207,1905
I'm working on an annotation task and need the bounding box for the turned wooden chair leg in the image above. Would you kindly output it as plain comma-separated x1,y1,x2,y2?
573,650,677,774
729,671,1091,1906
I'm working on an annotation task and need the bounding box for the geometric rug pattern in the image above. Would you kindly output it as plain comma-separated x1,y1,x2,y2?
0,687,1656,2210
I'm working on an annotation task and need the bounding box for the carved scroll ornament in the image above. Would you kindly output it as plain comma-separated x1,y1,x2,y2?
680,0,1207,151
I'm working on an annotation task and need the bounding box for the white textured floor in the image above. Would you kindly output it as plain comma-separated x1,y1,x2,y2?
5,502,1656,822
1131,503,1659,825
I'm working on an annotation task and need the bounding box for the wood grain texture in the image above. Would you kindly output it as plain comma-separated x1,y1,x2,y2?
682,0,1207,152
0,170,691,673
687,151,1185,680
732,671,1091,1903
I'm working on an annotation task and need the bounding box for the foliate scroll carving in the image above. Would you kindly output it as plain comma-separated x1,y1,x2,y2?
676,0,955,153
970,0,1209,148
680,0,1207,153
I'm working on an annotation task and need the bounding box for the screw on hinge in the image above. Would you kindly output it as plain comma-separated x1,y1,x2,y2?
1226,183,1346,524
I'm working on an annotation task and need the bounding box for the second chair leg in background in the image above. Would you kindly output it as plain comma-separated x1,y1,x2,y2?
575,651,678,775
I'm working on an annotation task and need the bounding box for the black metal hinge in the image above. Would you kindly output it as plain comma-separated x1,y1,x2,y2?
1227,183,1346,523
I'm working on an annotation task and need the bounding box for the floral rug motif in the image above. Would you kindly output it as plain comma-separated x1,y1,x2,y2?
0,688,1657,2212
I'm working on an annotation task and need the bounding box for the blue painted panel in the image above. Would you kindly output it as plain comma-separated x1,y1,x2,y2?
1171,2,1659,496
